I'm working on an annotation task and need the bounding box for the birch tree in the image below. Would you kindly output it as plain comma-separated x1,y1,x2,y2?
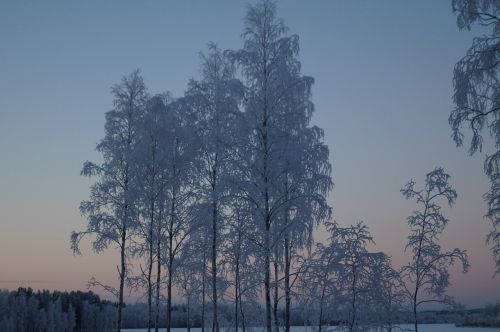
297,237,341,332
329,222,377,332
71,70,147,332
231,2,332,331
276,124,332,332
177,239,204,332
161,98,200,332
188,204,211,332
400,167,469,332
449,0,500,272
367,255,406,332
185,43,244,332
221,197,260,332
131,94,172,332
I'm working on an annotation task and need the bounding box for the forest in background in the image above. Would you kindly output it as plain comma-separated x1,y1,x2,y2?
1,288,500,331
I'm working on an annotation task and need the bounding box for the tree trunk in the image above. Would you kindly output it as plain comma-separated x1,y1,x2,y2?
167,185,176,332
187,296,191,332
413,204,428,332
273,258,279,332
235,255,240,332
349,267,357,332
240,290,246,332
318,295,324,332
264,226,272,332
262,60,271,332
167,260,172,332
147,201,154,332
284,234,291,332
117,224,126,332
237,251,246,332
154,210,162,332
202,252,206,332
413,292,418,332
263,113,272,332
211,179,219,332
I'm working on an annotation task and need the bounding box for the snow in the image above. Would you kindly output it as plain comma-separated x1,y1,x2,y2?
122,325,500,332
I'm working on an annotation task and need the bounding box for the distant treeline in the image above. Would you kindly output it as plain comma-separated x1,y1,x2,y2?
0,288,116,332
2,287,499,331
0,288,265,331
459,303,500,327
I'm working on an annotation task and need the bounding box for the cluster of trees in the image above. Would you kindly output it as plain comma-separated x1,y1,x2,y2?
460,302,500,327
294,168,468,332
0,288,116,332
73,2,332,331
70,1,480,332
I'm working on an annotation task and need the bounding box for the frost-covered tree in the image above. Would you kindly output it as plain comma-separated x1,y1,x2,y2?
276,124,332,332
220,196,261,332
71,69,147,331
184,43,244,332
449,0,500,272
367,254,406,332
230,1,291,328
161,97,200,332
186,204,211,332
400,168,469,332
296,235,341,332
130,93,172,332
331,222,377,332
177,240,204,332
230,2,332,331
297,222,399,332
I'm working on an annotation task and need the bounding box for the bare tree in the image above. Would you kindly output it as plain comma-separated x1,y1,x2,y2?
400,167,469,332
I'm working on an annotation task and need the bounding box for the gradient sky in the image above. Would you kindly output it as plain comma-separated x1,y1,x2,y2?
1,0,499,308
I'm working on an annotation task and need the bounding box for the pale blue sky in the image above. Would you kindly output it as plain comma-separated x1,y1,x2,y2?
0,0,498,307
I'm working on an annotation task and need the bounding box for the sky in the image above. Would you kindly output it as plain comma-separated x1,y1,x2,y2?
0,0,499,308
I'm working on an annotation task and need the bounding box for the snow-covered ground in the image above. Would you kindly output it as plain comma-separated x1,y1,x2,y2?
123,325,500,332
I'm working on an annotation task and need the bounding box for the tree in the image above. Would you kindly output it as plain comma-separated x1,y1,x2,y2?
277,123,332,332
230,1,292,328
71,69,147,331
149,95,173,332
161,97,200,332
231,2,332,331
449,0,500,273
187,204,211,332
297,234,342,332
367,254,406,332
296,222,400,332
221,196,260,332
185,43,244,332
130,93,172,332
177,240,204,332
330,222,377,332
400,167,469,332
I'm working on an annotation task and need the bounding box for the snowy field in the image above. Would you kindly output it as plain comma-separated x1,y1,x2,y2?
123,325,500,332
